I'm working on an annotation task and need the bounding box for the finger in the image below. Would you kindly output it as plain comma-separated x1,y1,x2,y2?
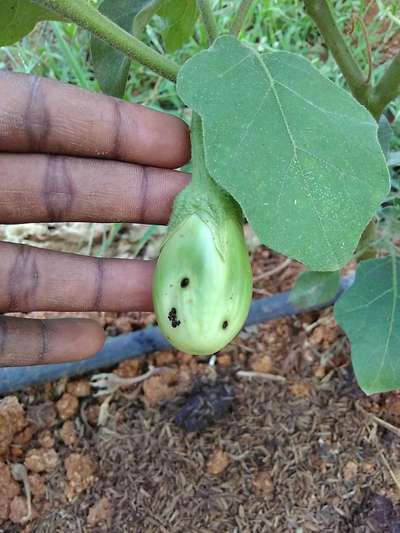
0,71,190,169
0,242,155,313
0,316,105,367
0,154,190,224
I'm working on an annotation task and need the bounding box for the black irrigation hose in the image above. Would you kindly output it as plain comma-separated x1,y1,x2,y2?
0,275,354,395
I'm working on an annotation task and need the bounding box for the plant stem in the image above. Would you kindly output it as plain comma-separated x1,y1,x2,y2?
197,0,218,44
230,0,254,37
369,51,400,119
190,112,212,189
32,0,179,82
303,0,370,106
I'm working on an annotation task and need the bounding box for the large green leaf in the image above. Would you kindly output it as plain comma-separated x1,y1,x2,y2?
334,256,400,394
177,36,390,271
290,271,340,308
157,0,198,53
0,0,59,45
91,0,155,97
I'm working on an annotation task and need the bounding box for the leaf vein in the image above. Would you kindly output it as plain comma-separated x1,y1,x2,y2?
370,254,398,390
341,287,393,314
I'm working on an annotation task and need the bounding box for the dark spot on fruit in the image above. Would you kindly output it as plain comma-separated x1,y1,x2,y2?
180,277,190,288
222,320,228,330
168,307,181,328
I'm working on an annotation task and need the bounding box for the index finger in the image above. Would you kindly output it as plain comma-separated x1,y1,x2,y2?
0,71,190,169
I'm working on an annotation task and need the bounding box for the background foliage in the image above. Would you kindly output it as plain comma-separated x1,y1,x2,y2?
1,1,399,124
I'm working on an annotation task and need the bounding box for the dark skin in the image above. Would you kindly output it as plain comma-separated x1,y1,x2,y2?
0,71,191,367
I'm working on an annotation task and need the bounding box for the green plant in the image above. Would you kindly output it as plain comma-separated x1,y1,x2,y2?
2,0,400,393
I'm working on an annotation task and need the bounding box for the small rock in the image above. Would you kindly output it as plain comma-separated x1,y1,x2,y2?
0,492,9,523
188,358,200,373
206,448,230,475
177,366,193,389
37,431,55,449
190,362,210,377
143,371,179,407
64,453,96,501
59,421,78,446
28,473,46,500
249,354,273,373
12,425,36,447
9,447,25,460
176,352,193,365
155,351,175,366
385,395,400,417
314,365,326,379
114,359,141,378
237,352,246,363
252,471,274,494
362,462,375,474
343,460,358,481
56,393,79,421
217,354,232,368
9,496,37,524
289,382,312,398
309,323,339,348
27,402,57,429
0,461,21,521
67,379,91,398
0,396,26,456
25,448,59,473
87,496,112,527
85,404,100,426
0,397,26,433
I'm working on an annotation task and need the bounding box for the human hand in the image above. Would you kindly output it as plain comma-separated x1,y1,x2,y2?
0,71,190,367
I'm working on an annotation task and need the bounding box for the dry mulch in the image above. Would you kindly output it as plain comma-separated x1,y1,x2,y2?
28,369,399,533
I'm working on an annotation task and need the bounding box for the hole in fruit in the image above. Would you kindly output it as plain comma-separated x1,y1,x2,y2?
168,307,181,328
180,277,189,288
222,320,228,329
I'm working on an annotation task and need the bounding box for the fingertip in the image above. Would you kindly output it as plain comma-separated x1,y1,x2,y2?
0,316,107,367
67,318,106,361
157,114,191,169
83,319,107,356
173,118,191,169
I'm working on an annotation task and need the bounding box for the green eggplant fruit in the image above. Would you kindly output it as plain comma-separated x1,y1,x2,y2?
152,113,252,355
